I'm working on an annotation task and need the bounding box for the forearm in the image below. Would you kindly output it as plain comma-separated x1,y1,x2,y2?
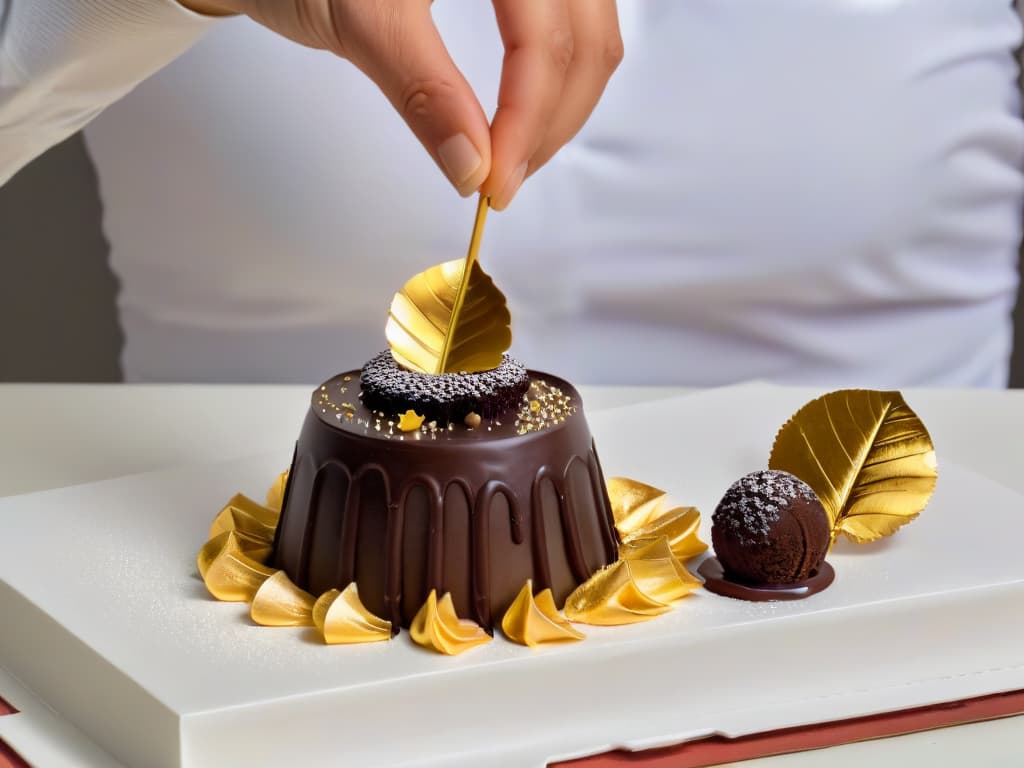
0,0,219,185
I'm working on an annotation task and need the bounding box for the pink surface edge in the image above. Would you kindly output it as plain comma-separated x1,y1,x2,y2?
554,689,1024,767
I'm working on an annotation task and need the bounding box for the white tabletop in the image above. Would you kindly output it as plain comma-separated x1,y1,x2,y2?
1,383,1023,767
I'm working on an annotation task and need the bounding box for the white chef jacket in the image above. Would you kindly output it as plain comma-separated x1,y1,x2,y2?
3,0,1023,386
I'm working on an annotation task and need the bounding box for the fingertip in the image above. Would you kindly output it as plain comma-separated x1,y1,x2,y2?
487,161,528,211
438,133,489,195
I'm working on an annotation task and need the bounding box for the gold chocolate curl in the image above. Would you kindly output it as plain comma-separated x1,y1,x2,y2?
200,492,279,601
620,537,702,603
250,571,315,627
410,590,491,655
265,470,289,512
769,389,938,545
608,477,707,561
385,196,511,374
210,493,279,543
312,585,392,644
197,530,272,579
563,562,671,626
607,476,668,536
621,506,707,561
201,549,276,602
501,581,585,647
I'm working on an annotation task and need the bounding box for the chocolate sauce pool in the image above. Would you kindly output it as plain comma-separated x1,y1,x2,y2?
698,556,835,601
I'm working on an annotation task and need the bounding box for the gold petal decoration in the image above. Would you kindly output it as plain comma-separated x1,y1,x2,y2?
606,476,668,537
265,470,289,512
201,549,277,602
209,493,279,543
410,590,492,655
197,530,272,579
385,196,511,374
768,389,938,545
250,571,315,627
619,535,678,563
621,506,707,561
312,584,392,644
620,538,702,603
563,562,671,626
501,581,585,647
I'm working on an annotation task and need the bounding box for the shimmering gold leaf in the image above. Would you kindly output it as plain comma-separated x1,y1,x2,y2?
386,197,505,374
619,535,677,563
501,581,585,647
311,589,335,632
769,389,938,545
563,562,671,626
622,555,701,604
209,493,279,543
410,590,491,655
620,535,702,602
197,530,272,579
265,470,289,512
606,477,668,537
312,585,392,644
201,549,276,602
249,571,315,626
622,506,707,561
385,258,511,375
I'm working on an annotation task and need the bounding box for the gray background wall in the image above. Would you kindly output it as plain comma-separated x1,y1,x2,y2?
1,131,1023,386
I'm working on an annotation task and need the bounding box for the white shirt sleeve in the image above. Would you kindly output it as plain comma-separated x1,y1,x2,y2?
0,0,219,185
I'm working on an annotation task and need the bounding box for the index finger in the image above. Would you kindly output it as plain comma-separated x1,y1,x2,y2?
483,0,574,210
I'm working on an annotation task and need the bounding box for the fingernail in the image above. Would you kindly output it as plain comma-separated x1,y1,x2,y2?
495,162,528,210
438,134,483,194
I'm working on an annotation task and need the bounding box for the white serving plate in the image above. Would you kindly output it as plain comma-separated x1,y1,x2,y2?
1,386,1023,768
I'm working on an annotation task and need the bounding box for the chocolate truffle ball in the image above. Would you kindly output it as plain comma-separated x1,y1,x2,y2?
711,470,830,585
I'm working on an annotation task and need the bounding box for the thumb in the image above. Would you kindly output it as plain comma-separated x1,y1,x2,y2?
337,3,491,196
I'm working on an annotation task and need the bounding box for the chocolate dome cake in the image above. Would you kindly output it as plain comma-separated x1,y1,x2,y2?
271,352,618,630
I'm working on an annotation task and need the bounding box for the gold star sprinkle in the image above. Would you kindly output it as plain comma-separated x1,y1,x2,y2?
397,410,425,432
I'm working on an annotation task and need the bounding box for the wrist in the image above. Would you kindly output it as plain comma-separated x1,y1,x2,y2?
177,0,238,17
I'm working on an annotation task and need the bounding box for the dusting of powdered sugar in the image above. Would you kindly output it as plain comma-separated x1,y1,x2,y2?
712,469,818,545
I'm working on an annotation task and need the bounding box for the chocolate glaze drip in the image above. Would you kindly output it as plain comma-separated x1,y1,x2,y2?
272,371,618,629
697,556,835,601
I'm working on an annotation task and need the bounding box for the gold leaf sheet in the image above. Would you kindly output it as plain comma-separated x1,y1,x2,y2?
265,470,289,512
620,537,702,603
250,571,315,627
197,530,272,579
769,389,937,544
501,581,585,647
312,584,392,644
385,259,511,375
621,506,707,561
410,590,492,655
563,561,671,626
606,476,668,536
210,493,279,543
201,548,276,602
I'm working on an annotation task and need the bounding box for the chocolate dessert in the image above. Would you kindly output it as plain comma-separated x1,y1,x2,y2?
699,469,834,601
271,353,618,630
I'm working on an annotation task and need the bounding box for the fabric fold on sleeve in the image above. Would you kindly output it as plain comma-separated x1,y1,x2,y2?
0,0,221,184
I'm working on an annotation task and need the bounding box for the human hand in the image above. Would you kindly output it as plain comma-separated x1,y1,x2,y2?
179,0,622,209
